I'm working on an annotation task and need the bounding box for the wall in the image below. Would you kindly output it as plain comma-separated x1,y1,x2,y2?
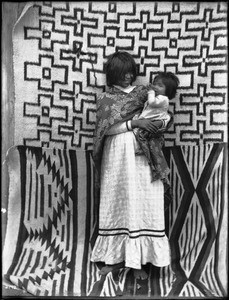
2,2,26,244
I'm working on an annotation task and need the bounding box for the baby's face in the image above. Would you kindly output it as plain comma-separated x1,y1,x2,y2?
151,78,166,97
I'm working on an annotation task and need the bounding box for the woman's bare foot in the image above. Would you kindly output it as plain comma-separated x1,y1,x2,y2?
99,262,125,275
133,268,148,280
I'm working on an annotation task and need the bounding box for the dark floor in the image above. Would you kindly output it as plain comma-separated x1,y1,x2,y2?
2,285,32,298
1,285,154,299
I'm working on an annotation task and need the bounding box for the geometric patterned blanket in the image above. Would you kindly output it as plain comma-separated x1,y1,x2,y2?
3,144,227,297
13,2,228,149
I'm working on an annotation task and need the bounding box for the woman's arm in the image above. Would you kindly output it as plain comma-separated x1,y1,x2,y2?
106,112,174,136
106,121,130,135
131,112,173,134
131,119,163,134
107,119,163,135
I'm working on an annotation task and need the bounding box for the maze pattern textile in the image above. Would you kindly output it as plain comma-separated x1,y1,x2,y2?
12,2,228,149
3,144,227,297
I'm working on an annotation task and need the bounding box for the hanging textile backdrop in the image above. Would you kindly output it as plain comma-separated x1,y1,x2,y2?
3,144,227,297
12,1,227,149
3,1,228,298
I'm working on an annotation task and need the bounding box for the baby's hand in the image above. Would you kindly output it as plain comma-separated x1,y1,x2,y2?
147,89,156,102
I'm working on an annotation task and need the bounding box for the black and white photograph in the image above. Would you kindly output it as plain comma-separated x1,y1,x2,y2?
1,1,228,299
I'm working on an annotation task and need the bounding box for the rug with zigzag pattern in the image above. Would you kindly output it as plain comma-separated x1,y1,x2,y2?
3,144,227,297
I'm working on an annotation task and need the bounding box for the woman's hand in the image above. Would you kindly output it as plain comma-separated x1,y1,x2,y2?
131,118,163,134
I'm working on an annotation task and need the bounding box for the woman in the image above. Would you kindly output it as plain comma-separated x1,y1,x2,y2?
91,51,172,280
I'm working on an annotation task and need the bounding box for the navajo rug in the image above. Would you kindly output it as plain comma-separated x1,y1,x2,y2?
12,2,227,149
3,144,227,297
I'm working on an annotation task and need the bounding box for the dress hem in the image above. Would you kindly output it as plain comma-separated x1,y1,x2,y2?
90,258,171,269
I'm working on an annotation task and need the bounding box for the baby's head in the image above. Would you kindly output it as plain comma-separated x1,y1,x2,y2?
152,72,179,100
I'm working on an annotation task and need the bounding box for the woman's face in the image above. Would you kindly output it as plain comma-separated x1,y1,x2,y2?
152,78,166,97
116,72,134,88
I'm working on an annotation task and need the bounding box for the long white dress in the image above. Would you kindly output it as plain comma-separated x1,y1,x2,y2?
91,120,171,269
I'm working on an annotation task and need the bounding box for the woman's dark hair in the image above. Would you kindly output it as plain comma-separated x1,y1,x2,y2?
105,51,137,86
153,72,180,100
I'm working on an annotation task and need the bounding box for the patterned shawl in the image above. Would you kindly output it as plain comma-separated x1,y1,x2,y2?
93,85,148,178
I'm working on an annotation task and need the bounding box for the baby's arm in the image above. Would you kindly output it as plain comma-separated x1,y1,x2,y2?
157,113,173,133
160,114,171,128
148,92,168,108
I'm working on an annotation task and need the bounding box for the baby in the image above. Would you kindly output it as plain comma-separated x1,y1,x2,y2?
138,71,179,131
134,71,179,183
